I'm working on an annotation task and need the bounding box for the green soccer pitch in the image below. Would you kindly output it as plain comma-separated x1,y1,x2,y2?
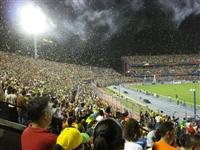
127,83,200,105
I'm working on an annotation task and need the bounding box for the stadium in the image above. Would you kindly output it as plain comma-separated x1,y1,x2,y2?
0,0,200,150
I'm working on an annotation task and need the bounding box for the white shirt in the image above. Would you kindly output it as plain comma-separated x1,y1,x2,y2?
5,94,17,107
124,140,143,150
96,115,104,122
146,130,156,147
155,116,160,123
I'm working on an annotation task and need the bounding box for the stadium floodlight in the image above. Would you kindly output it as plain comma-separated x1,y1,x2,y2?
189,89,196,120
19,4,49,59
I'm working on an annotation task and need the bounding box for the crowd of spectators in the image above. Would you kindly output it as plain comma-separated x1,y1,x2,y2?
0,51,137,96
123,54,200,65
2,84,200,150
0,51,200,150
128,65,200,77
3,92,200,150
123,54,200,82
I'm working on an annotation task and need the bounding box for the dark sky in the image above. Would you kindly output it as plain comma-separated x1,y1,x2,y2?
0,0,200,68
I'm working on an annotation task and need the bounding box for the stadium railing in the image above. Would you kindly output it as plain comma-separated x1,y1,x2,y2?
0,118,25,150
92,82,151,120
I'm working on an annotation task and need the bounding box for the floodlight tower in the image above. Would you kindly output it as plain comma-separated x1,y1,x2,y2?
19,4,48,59
189,88,197,120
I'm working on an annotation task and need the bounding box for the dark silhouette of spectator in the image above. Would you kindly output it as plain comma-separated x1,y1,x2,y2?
123,118,143,150
16,89,27,124
192,134,200,150
105,106,112,118
140,111,145,127
177,134,193,150
93,118,125,150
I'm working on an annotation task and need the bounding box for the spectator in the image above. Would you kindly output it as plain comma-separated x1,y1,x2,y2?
5,86,18,122
139,111,145,127
21,97,57,150
0,81,5,101
55,127,88,150
16,88,27,124
191,134,200,150
123,118,143,150
105,106,112,118
96,109,104,122
93,118,125,150
187,123,196,135
146,123,156,149
153,122,178,150
178,134,193,150
155,114,161,129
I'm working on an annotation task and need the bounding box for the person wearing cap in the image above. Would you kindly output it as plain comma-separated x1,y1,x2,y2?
21,97,57,150
55,127,90,150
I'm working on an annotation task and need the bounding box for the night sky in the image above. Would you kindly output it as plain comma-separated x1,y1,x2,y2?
0,0,200,68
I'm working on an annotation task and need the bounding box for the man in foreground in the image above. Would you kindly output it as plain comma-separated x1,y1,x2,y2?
21,96,57,150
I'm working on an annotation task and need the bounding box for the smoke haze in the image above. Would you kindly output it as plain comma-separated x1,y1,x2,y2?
2,0,200,68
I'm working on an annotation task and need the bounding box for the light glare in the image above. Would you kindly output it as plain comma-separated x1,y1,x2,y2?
19,4,48,34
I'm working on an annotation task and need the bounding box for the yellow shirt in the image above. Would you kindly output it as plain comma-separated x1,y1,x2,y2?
62,121,78,129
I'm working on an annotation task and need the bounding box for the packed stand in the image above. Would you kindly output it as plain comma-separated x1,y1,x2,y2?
123,54,200,65
128,65,200,77
1,52,200,150
1,79,200,150
20,97,200,150
123,54,200,81
0,51,135,93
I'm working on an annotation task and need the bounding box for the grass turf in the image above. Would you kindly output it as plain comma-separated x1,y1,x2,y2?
127,83,200,105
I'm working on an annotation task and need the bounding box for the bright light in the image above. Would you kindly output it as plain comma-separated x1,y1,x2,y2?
19,4,48,34
189,89,195,92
